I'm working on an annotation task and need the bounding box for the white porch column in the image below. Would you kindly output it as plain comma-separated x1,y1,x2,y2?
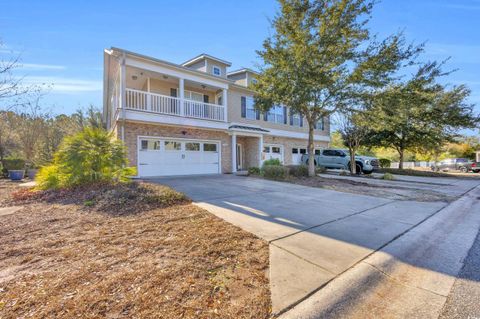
119,53,126,142
146,77,151,111
231,133,237,173
258,135,264,167
222,88,228,122
179,78,185,116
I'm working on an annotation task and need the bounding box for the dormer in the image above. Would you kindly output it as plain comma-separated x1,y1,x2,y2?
227,68,259,87
182,54,231,78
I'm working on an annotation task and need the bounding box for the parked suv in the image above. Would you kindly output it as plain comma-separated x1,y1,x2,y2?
301,149,378,174
471,162,480,173
431,158,472,173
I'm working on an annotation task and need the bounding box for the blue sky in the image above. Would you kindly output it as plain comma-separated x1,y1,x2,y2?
1,0,480,129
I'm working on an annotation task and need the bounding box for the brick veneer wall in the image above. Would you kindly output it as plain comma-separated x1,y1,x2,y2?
118,121,329,174
121,122,232,173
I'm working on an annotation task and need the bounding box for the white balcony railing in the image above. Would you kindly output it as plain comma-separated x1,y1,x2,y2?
125,88,225,122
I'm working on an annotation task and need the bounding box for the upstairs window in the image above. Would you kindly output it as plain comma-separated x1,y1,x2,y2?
315,117,325,130
212,66,221,76
251,78,258,85
267,105,285,124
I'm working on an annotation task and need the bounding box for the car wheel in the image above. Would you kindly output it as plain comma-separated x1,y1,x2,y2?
363,169,373,175
349,163,362,175
460,167,468,173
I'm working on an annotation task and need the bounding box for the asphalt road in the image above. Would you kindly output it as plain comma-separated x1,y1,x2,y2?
440,229,480,319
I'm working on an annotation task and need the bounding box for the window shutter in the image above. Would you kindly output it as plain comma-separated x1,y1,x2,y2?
313,121,317,129
321,116,325,130
256,110,260,120
203,95,209,103
241,96,246,118
283,106,287,124
170,88,177,97
264,112,268,121
300,116,303,127
289,112,293,125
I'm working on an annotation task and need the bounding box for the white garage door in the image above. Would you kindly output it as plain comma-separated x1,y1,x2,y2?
263,144,284,163
138,137,220,177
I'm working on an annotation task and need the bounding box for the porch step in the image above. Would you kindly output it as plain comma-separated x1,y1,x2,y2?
235,170,249,176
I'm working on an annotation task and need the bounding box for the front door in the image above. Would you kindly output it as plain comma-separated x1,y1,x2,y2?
236,144,243,170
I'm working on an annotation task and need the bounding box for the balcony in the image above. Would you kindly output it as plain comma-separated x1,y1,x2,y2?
125,88,226,122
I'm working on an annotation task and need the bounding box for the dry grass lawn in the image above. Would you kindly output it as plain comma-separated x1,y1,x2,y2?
0,180,271,318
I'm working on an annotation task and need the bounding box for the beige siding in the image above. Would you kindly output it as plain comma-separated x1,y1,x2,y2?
227,73,247,86
186,60,206,72
205,58,228,78
227,87,330,137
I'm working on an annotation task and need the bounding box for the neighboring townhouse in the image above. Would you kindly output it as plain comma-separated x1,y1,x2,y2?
103,48,330,177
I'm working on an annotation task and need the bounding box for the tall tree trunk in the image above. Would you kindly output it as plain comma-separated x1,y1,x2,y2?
349,146,356,175
398,149,404,169
308,123,315,177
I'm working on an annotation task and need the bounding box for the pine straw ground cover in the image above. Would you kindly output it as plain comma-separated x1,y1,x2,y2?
0,180,271,318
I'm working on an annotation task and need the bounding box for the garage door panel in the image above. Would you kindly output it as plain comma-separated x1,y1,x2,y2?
138,138,220,177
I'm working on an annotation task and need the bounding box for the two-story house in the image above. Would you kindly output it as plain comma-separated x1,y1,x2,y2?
103,48,330,177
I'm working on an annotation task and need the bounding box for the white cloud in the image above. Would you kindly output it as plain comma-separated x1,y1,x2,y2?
23,76,102,93
21,63,66,70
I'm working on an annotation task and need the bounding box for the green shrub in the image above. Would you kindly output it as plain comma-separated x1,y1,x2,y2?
248,167,261,175
262,158,281,167
379,158,392,168
35,128,136,190
382,172,395,180
2,157,26,170
288,165,308,177
262,165,289,180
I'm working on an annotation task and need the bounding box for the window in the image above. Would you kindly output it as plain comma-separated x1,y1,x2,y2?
165,141,181,151
263,146,270,153
292,148,298,154
186,142,200,151
204,143,217,152
315,149,321,155
272,147,281,154
140,140,160,151
212,66,221,76
291,113,302,127
316,117,325,130
323,150,336,156
246,96,256,120
300,149,307,154
184,90,204,102
252,78,258,85
267,105,285,123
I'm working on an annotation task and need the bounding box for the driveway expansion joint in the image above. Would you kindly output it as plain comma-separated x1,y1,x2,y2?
269,200,395,244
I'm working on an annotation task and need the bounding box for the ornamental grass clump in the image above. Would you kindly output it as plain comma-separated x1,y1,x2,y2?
36,128,136,190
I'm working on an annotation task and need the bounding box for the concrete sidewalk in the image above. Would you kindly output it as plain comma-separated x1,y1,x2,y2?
279,185,480,319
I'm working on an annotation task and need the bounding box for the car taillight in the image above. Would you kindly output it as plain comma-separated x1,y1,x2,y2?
473,163,477,167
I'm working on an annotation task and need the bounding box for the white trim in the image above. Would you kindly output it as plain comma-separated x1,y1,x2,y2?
125,110,229,130
182,54,232,67
136,135,222,177
236,143,243,170
212,65,222,76
227,68,260,76
125,57,229,89
266,128,330,142
231,133,237,173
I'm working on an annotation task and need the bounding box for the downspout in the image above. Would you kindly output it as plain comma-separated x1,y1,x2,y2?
120,52,127,142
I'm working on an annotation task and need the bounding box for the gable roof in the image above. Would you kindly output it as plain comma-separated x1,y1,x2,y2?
227,68,260,76
182,53,232,67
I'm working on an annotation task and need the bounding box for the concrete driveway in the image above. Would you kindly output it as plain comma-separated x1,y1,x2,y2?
151,174,454,313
